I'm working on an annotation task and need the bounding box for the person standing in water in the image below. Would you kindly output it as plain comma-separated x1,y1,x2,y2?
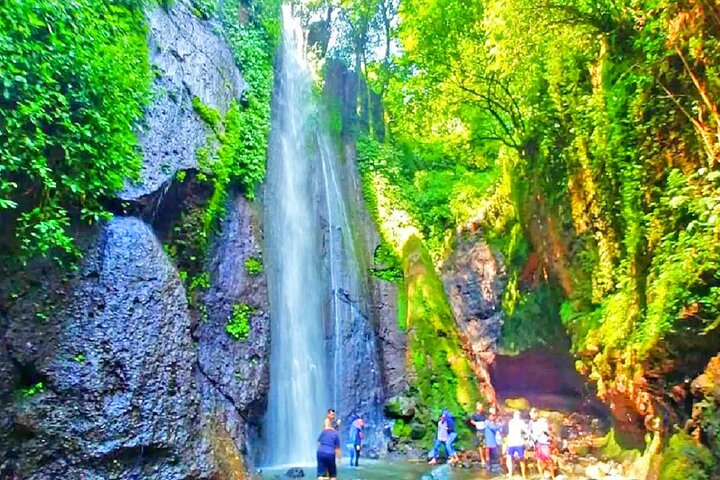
470,402,489,467
323,409,339,430
529,408,555,479
484,407,503,474
506,410,528,480
347,418,364,467
316,425,341,480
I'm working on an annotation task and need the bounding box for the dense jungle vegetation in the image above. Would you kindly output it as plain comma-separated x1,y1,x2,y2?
0,0,279,267
315,0,720,473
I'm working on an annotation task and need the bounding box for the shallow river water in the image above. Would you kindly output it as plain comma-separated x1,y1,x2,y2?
260,460,509,480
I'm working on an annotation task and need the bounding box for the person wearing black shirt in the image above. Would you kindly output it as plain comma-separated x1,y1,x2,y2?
470,402,489,467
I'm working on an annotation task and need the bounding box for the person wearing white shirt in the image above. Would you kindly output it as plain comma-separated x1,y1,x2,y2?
529,408,555,478
506,410,527,479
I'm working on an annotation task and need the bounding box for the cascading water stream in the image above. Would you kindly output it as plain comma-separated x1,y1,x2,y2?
263,5,328,466
263,4,384,466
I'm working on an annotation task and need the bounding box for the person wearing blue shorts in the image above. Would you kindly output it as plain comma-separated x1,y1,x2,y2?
505,410,527,479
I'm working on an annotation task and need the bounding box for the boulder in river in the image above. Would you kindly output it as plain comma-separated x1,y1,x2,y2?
284,467,305,477
384,395,416,419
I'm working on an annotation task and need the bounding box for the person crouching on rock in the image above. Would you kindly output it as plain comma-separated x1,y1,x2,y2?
317,425,341,480
428,409,460,465
347,417,364,467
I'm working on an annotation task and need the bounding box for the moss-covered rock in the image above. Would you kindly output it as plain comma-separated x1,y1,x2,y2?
659,432,716,480
384,395,417,420
400,235,482,442
503,397,531,411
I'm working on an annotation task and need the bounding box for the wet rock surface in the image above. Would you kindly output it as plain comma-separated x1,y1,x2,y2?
120,1,246,201
372,276,406,397
339,142,405,402
441,233,507,404
199,193,270,459
441,233,506,367
384,395,417,420
0,218,205,479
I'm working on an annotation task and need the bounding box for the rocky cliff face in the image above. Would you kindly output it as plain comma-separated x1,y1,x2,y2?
199,194,269,463
323,66,406,405
0,1,270,477
120,1,245,201
1,219,204,479
441,232,507,404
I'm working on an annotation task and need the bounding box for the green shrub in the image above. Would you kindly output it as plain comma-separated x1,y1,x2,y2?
226,303,254,340
191,0,216,19
0,0,152,264
192,96,222,130
20,382,44,397
659,432,715,480
244,257,263,275
370,243,403,283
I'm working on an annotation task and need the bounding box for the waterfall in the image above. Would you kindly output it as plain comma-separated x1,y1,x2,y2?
263,4,383,466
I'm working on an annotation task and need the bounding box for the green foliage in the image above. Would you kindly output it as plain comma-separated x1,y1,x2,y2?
159,0,175,10
20,382,44,397
392,419,413,438
191,0,216,19
696,399,720,459
0,0,152,264
73,353,86,363
659,432,716,480
357,135,504,262
193,0,279,232
244,256,263,276
192,96,222,130
500,283,567,355
164,206,209,316
370,243,403,283
354,0,720,419
226,303,254,340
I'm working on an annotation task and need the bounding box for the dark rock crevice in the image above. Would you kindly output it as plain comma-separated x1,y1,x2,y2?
196,358,248,422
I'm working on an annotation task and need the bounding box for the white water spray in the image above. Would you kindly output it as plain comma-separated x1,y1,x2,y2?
263,4,328,466
263,4,384,466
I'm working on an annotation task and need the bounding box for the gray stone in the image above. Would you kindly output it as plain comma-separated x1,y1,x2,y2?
1,217,204,479
384,395,416,420
199,192,270,460
285,467,305,477
120,0,246,200
410,423,427,440
441,233,507,401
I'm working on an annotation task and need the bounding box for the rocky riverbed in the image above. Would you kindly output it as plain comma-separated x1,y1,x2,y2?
258,402,649,480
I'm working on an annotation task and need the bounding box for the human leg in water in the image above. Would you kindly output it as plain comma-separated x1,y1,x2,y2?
353,444,361,466
348,445,356,467
506,446,527,480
